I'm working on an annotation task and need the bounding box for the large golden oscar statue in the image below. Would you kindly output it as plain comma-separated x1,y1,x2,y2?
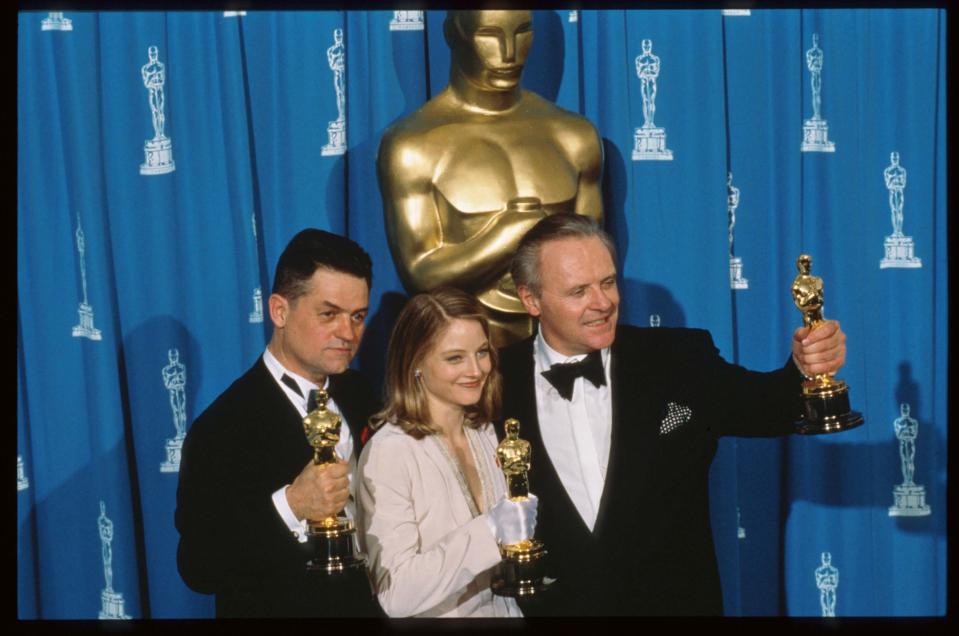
377,10,604,347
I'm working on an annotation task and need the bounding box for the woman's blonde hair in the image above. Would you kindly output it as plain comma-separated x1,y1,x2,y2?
370,287,501,439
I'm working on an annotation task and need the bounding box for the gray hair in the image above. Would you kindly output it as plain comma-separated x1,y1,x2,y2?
510,213,616,296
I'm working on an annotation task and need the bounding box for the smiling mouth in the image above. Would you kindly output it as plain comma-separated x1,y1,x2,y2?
584,315,612,327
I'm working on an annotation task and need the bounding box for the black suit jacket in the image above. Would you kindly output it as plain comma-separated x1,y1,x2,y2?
175,358,383,617
497,325,803,616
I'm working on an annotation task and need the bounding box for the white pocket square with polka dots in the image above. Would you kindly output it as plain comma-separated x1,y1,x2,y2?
659,401,693,435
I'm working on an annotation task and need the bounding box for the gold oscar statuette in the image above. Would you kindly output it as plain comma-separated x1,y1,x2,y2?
790,255,864,434
302,389,366,574
491,418,554,597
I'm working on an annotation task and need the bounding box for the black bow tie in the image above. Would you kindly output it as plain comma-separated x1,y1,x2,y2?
281,374,303,397
541,349,606,401
281,374,324,411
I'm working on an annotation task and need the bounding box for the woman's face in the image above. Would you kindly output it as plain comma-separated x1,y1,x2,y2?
419,318,492,415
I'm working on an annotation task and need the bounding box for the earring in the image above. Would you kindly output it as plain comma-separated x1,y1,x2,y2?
414,369,422,379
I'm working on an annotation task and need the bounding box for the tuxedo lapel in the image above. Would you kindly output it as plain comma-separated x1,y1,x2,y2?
252,359,303,425
500,337,542,476
592,327,662,537
250,363,372,461
245,359,315,479
502,337,593,537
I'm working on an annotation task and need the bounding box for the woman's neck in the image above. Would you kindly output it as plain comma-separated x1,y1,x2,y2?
430,400,467,440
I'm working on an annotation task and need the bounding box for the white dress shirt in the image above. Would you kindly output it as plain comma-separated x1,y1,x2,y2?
533,331,612,531
262,348,356,543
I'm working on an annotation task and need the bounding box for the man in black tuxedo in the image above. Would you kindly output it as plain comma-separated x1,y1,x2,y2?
498,214,848,616
175,229,382,617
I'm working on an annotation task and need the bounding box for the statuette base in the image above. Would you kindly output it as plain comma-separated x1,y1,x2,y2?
305,517,367,574
632,126,673,160
73,303,102,341
801,119,835,152
795,379,864,435
322,121,347,156
492,539,554,597
160,437,183,473
729,256,749,290
888,485,931,517
880,235,922,269
98,590,130,620
389,22,423,31
42,17,73,31
140,137,175,175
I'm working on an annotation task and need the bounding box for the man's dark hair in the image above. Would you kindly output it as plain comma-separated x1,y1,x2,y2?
271,229,373,301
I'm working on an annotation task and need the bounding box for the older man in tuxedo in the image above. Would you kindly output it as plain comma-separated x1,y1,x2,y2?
498,213,847,616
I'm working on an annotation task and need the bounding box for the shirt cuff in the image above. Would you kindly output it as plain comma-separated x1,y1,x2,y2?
272,485,309,544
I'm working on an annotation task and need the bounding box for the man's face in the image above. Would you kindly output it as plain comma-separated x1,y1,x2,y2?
269,268,369,384
518,236,619,357
451,10,533,91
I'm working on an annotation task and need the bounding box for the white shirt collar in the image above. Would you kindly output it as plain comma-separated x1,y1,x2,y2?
530,329,612,531
262,347,329,412
534,329,610,369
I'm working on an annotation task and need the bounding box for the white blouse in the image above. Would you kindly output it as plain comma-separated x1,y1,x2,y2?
356,422,522,618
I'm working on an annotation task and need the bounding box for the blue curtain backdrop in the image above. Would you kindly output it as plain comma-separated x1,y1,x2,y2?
17,9,946,618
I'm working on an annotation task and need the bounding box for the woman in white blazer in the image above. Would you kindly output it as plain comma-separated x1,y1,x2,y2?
356,288,537,617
